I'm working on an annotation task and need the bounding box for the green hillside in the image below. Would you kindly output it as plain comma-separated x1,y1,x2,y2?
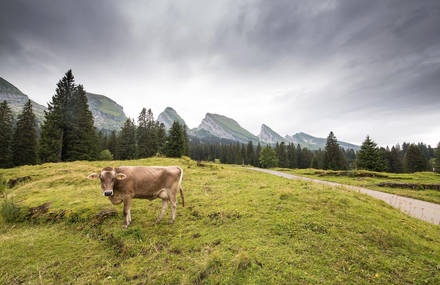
195,113,259,144
1,158,439,283
86,92,128,132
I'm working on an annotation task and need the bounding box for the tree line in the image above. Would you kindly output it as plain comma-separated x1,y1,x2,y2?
189,132,440,173
0,70,439,173
0,70,189,168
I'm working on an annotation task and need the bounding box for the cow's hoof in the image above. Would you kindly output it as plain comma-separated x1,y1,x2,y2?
155,219,162,224
122,224,128,229
169,220,174,225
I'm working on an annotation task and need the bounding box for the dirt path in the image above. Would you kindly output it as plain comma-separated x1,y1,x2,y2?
248,168,440,225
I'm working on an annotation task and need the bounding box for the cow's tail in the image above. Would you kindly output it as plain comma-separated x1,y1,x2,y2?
177,167,185,207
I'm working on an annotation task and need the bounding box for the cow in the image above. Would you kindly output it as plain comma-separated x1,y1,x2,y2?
87,166,184,228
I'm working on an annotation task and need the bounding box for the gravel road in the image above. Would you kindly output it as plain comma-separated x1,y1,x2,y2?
248,168,440,225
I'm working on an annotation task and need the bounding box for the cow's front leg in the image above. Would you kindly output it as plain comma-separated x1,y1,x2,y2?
156,199,168,223
122,199,132,229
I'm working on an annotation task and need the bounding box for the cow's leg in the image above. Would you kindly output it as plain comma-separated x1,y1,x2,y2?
169,193,177,224
156,199,168,223
156,190,169,223
122,199,132,229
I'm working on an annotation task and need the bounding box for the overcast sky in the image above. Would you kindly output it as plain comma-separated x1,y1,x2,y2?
1,0,439,146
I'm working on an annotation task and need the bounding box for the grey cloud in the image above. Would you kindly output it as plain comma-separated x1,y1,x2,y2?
0,0,439,145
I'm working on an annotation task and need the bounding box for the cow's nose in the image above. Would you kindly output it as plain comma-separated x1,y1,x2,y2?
103,190,113,196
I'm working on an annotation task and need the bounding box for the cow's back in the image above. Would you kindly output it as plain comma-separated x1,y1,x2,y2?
115,166,181,198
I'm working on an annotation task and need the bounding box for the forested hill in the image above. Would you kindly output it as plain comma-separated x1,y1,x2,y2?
0,77,127,132
85,92,127,132
0,77,46,125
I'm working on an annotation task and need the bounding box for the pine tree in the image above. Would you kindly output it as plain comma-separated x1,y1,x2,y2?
246,141,255,166
277,142,288,168
356,136,386,171
165,121,185,157
39,71,74,162
107,131,119,159
118,119,137,160
183,125,189,156
12,100,38,166
311,155,319,169
287,144,298,168
0,101,14,168
323,131,347,170
39,70,96,162
65,84,97,161
255,143,262,167
156,122,167,154
259,146,278,168
434,142,440,173
387,146,403,173
403,144,427,173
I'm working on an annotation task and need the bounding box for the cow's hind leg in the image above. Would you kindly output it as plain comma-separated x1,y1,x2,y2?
156,199,168,223
169,193,177,224
156,190,169,223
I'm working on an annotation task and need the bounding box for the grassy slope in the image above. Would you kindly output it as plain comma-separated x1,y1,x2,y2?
86,93,126,118
207,114,258,142
0,158,439,284
275,168,440,205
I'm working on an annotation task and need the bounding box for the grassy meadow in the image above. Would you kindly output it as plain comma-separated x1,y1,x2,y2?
275,168,440,205
1,158,440,284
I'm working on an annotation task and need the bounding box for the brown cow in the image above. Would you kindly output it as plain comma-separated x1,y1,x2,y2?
88,166,184,228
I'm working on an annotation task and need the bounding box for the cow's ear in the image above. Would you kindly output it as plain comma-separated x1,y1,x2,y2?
116,173,127,181
88,173,99,180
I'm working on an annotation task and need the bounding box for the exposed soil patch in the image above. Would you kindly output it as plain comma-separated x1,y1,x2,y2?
377,182,440,191
7,176,32,188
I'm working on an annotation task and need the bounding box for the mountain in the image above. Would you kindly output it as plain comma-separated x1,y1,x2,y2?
191,113,259,144
286,132,360,151
0,77,46,125
85,92,127,132
258,124,288,144
157,107,186,130
0,77,127,132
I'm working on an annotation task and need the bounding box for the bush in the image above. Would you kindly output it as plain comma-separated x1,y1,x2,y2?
0,175,6,196
1,196,22,223
98,149,113,161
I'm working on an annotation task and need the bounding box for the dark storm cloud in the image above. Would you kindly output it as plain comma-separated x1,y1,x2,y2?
0,0,439,145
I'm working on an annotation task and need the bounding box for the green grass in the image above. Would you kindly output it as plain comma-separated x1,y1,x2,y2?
86,92,125,118
1,158,440,284
275,168,440,205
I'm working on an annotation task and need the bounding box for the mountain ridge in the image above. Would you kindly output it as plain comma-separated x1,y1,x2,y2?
157,107,186,130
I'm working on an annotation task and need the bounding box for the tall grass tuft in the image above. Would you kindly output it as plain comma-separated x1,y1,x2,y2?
0,175,23,223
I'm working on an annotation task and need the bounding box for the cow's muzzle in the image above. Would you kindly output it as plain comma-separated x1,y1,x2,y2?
103,190,113,197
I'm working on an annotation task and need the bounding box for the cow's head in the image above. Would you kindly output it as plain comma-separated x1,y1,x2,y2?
88,167,127,196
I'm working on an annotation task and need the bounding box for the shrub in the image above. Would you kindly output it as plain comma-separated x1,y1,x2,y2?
98,149,113,161
1,196,22,223
0,175,6,196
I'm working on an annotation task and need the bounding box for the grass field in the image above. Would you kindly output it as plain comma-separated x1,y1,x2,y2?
1,158,440,284
274,168,440,205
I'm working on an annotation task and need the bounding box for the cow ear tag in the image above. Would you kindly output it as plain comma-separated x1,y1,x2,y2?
116,173,127,180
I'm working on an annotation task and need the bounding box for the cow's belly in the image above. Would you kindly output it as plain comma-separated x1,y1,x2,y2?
133,193,157,200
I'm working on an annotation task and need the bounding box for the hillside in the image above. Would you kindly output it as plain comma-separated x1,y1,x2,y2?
0,77,127,132
192,113,259,144
86,92,127,132
258,124,289,144
1,158,440,283
157,107,186,130
286,132,360,151
0,77,46,125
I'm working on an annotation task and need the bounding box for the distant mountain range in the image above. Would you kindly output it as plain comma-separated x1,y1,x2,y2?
157,108,359,150
0,77,127,132
1,76,359,150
